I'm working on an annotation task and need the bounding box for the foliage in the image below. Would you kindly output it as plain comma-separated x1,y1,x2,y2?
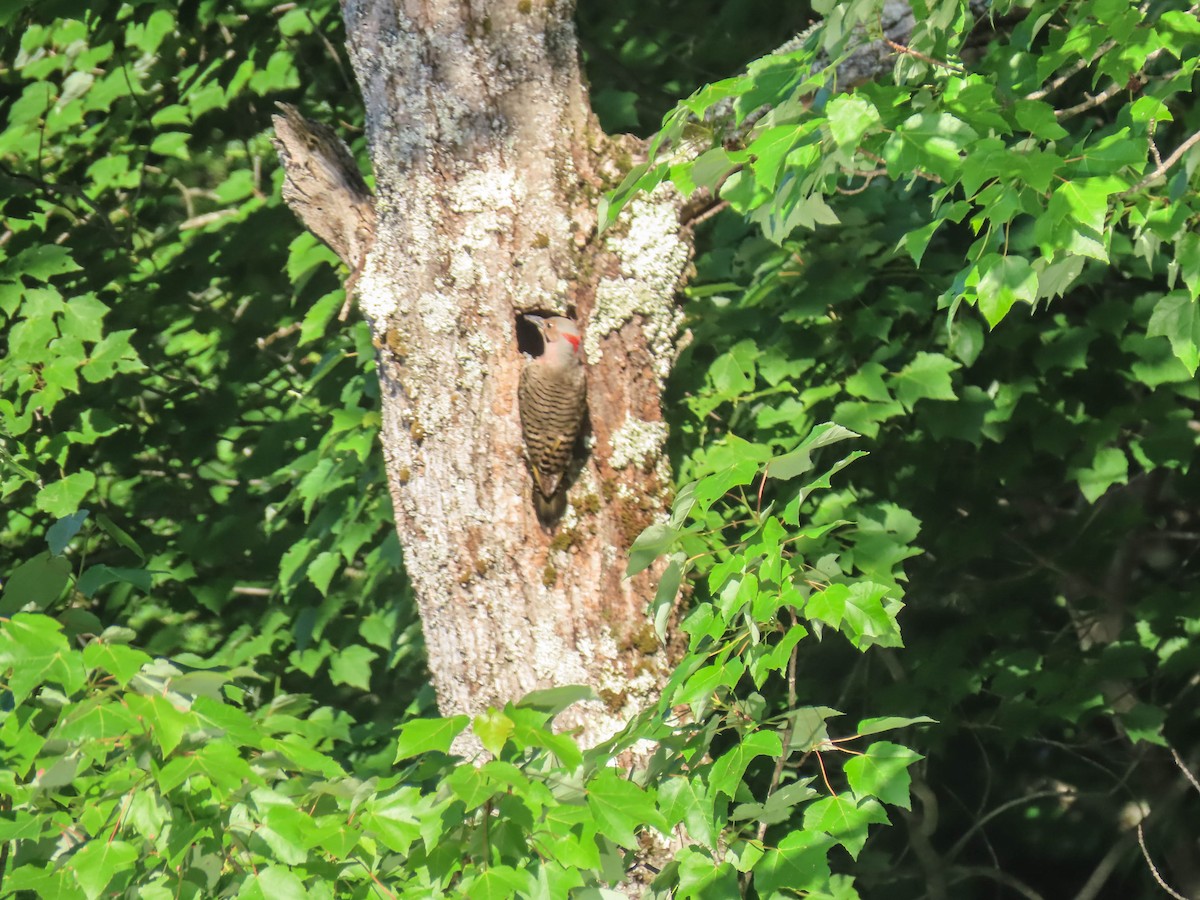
578,0,812,133
1,433,926,898
4,0,1200,898
0,1,424,767
620,0,1200,894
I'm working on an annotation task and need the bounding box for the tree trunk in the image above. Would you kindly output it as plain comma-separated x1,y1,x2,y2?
277,0,693,748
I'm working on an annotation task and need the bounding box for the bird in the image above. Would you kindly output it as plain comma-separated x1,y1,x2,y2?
518,315,588,525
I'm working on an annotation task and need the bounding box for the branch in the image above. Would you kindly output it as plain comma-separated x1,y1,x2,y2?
1073,828,1138,900
1076,749,1200,900
1055,80,1128,121
947,788,1076,862
1056,41,1170,121
1027,43,1114,100
951,866,1046,900
1170,745,1200,796
689,2,923,154
271,103,376,318
1123,127,1200,195
1137,824,1189,900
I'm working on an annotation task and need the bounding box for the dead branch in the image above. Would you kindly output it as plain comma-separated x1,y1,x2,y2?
271,103,376,318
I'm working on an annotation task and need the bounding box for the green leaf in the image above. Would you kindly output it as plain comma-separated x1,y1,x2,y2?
844,741,922,809
627,523,681,576
731,777,819,825
149,130,189,159
854,715,937,737
586,767,666,849
826,94,880,148
46,509,89,555
676,847,740,897
0,551,71,615
1012,99,1068,140
460,865,531,900
35,471,96,517
67,839,138,900
753,829,836,895
766,423,861,481
708,730,782,798
328,644,378,690
803,794,889,859
886,111,978,182
305,549,341,595
752,192,841,245
977,255,1037,327
1119,703,1167,745
1072,446,1129,504
784,706,842,751
82,329,143,382
82,641,152,687
474,708,515,756
95,513,146,563
1147,291,1200,374
299,290,343,346
841,582,904,650
124,693,193,756
846,363,891,403
251,866,309,899
1178,231,1200,301
8,244,81,281
709,340,758,396
806,583,850,630
891,352,960,409
901,218,943,267
518,684,597,715
394,715,470,761
359,787,424,854
652,551,686,642
659,776,718,847
76,564,152,598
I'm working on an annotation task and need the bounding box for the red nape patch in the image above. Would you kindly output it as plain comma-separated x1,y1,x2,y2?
563,333,581,352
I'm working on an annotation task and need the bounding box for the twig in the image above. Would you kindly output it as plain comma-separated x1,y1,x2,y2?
948,789,1077,861
231,586,273,596
860,149,943,184
1170,746,1199,795
1148,120,1162,171
1056,44,1169,120
0,796,9,893
883,36,966,74
756,613,803,842
1136,823,1188,900
1123,127,1200,195
951,865,1046,900
1073,828,1138,900
256,321,302,349
837,167,889,195
1055,81,1126,120
1027,46,1113,100
179,209,238,231
1032,1,1186,101
0,162,123,246
684,199,729,229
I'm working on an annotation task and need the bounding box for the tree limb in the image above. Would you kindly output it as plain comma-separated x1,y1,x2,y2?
271,103,376,315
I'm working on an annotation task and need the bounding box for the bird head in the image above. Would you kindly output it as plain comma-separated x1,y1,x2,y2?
524,315,583,364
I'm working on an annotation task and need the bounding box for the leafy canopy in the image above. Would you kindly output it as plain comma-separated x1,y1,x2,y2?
3,0,1200,897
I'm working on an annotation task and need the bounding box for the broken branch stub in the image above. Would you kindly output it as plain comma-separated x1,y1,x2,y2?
271,103,376,297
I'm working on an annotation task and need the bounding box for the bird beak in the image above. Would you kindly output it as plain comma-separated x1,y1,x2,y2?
523,314,546,326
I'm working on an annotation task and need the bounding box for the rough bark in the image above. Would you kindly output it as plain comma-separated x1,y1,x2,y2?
276,0,693,749
273,1,932,750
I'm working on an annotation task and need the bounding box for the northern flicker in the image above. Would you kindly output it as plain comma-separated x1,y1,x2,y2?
519,315,588,524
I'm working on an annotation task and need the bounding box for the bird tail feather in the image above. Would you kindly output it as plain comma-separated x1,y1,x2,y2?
533,488,567,526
